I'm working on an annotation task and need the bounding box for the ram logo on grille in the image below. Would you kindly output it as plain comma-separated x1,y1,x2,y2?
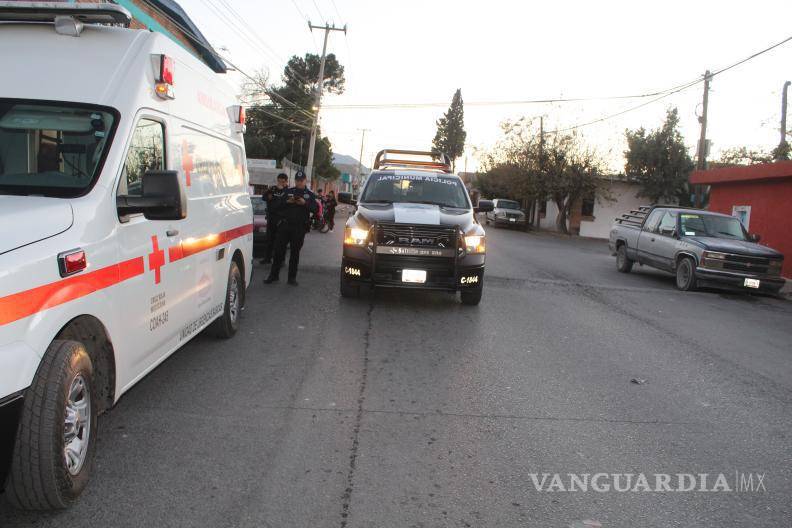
398,237,435,246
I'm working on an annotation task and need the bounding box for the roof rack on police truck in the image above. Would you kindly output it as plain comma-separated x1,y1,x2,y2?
373,149,452,173
0,2,131,31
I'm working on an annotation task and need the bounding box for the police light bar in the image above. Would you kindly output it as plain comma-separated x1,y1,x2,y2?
373,149,452,173
154,55,175,100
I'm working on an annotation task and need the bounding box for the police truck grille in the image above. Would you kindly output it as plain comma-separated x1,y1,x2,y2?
375,222,458,248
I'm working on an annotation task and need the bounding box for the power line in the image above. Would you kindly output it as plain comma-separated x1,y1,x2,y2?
546,33,792,134
310,0,325,21
139,0,313,131
289,0,308,20
328,0,343,23
173,0,316,121
202,0,314,89
321,34,792,114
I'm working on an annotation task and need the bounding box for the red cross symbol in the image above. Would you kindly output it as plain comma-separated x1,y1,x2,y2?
181,139,194,187
148,235,166,284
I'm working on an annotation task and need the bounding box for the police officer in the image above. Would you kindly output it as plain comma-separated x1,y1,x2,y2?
264,170,317,286
261,173,289,264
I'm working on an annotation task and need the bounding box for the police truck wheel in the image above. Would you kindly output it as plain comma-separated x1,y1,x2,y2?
209,261,242,338
340,272,360,298
675,257,697,291
616,245,633,273
5,340,97,510
460,282,484,306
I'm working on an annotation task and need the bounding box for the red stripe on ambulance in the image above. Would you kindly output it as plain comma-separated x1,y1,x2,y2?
0,224,252,326
0,257,145,326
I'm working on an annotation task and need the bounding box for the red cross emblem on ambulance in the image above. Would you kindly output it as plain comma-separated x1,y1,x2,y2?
148,235,166,284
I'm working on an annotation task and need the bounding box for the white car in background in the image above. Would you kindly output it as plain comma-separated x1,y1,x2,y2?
0,3,252,509
484,198,527,228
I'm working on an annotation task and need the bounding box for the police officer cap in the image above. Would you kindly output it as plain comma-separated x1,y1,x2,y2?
295,170,306,180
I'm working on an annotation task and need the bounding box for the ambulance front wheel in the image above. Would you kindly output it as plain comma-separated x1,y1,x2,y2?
5,340,97,510
210,261,242,338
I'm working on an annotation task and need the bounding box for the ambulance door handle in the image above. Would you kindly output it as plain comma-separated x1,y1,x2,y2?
166,229,179,237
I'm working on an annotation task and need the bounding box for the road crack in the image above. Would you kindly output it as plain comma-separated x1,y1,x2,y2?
339,300,374,527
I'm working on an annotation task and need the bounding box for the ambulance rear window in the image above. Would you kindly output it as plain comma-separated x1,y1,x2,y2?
0,99,117,198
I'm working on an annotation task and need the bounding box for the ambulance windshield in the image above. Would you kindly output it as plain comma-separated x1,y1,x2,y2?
0,99,117,198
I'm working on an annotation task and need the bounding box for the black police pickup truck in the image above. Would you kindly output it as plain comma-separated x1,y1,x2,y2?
337,150,494,305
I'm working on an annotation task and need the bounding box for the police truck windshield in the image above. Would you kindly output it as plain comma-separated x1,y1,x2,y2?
0,100,117,198
360,172,471,209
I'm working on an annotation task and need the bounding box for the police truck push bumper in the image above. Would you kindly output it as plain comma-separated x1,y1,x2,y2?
342,246,485,292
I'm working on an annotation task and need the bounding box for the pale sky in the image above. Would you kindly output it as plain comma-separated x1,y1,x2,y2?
180,0,792,173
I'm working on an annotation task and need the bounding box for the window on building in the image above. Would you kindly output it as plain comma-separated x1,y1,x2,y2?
581,195,595,217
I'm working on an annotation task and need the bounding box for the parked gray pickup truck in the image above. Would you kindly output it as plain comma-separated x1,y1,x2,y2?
609,205,785,293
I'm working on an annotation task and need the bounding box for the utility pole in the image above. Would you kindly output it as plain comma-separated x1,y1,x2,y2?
305,21,346,186
356,128,370,192
779,80,791,159
694,70,712,208
535,116,544,227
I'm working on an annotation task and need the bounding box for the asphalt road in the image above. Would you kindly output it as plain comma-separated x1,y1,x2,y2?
2,214,791,527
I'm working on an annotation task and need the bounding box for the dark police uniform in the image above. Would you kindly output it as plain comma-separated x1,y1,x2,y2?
267,185,318,284
262,184,287,263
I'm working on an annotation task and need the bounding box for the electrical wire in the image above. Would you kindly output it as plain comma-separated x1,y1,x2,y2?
199,0,315,98
139,0,313,131
545,33,792,134
311,0,325,21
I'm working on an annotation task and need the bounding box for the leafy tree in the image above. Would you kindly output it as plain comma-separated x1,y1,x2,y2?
479,118,608,233
432,89,466,172
771,141,790,161
717,146,774,166
624,108,694,205
243,53,345,181
542,133,607,234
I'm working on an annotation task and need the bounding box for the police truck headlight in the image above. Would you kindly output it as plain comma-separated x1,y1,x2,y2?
344,227,369,246
465,235,485,254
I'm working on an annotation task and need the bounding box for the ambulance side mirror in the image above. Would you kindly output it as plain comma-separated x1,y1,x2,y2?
117,170,187,221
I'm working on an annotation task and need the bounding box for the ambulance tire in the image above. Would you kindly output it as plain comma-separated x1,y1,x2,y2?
209,261,242,338
6,340,97,510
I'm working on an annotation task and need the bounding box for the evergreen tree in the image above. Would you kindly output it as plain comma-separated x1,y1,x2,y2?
432,89,466,171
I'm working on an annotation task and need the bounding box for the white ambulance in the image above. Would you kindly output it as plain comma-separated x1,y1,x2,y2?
0,2,253,509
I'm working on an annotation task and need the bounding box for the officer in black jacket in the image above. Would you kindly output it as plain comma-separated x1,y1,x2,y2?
264,171,318,286
261,172,289,264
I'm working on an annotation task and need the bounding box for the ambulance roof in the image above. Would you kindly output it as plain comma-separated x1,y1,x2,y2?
0,23,236,120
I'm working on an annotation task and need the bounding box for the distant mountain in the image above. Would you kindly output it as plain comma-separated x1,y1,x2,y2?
332,153,370,173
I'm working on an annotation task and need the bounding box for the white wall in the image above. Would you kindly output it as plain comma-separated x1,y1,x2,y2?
579,181,645,239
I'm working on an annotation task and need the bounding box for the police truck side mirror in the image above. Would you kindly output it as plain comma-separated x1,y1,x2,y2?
475,199,494,213
338,191,356,206
117,170,187,221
